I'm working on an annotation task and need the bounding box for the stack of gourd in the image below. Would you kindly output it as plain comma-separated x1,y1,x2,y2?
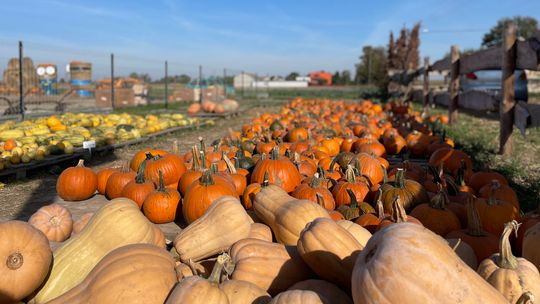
0,112,203,170
188,99,240,115
1,98,539,304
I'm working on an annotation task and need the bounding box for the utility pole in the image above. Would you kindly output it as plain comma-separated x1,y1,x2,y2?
367,48,372,86
223,68,227,98
164,60,169,109
198,65,203,103
18,41,24,120
111,53,115,110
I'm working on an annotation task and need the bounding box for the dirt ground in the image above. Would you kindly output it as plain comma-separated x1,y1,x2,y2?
0,105,281,226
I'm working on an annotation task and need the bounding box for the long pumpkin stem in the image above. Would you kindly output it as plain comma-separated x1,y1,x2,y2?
262,171,269,187
157,171,165,192
395,168,405,189
516,292,534,304
222,151,237,174
207,253,231,285
271,146,280,160
192,145,201,170
376,189,385,220
390,195,407,223
346,188,359,209
76,159,85,167
430,183,448,210
309,174,321,189
345,165,356,183
315,193,325,208
487,179,500,206
381,164,388,184
135,159,147,184
199,170,215,186
198,137,206,153
466,196,485,237
497,220,521,269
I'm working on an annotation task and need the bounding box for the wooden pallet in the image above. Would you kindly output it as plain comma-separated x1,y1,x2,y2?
0,121,212,180
189,108,247,120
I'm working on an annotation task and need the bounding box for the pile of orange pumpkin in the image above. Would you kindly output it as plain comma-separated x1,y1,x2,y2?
2,98,539,303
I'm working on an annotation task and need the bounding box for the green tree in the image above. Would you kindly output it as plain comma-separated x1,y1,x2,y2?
341,70,352,85
482,16,538,48
285,72,300,81
129,72,152,83
356,46,387,86
332,71,342,85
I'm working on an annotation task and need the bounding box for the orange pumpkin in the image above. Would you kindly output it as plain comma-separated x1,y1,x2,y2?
3,139,17,151
142,171,181,224
28,204,73,242
56,159,97,201
250,147,302,193
120,160,155,208
105,164,136,199
144,152,186,188
129,149,167,172
96,167,118,195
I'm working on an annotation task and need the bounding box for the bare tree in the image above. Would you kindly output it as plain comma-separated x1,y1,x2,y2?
388,31,397,69
406,22,421,70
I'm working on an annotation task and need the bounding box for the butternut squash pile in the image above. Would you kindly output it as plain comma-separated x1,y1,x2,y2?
2,98,540,303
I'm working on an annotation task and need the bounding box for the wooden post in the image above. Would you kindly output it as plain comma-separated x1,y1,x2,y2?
499,23,517,155
423,56,430,114
449,45,460,124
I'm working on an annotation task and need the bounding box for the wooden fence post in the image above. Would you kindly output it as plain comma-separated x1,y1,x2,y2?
423,56,430,114
449,45,460,124
499,23,517,155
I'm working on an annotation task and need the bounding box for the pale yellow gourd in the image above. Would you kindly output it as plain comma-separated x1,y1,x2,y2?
46,244,177,304
253,185,295,231
274,199,330,245
288,279,352,304
174,196,251,262
33,198,163,303
336,220,372,247
248,223,273,242
351,223,509,304
297,217,363,290
270,290,325,304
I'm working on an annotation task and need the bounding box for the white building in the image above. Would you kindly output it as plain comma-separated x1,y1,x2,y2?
252,80,309,88
233,73,256,89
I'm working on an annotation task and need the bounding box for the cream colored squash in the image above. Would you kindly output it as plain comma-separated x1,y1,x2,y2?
288,279,352,304
220,279,272,304
270,290,324,304
248,223,273,242
351,223,508,304
336,220,372,247
174,196,251,262
33,198,163,303
253,185,296,231
274,199,330,245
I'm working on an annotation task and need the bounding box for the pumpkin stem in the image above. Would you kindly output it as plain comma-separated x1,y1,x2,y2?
199,170,215,186
200,150,207,169
497,220,521,269
207,253,231,285
456,160,467,187
145,152,154,161
6,252,23,270
516,292,534,304
157,171,166,191
315,193,325,208
375,189,385,220
192,145,201,171
346,188,359,209
430,183,449,210
328,156,338,172
395,168,405,189
390,196,408,223
135,159,147,184
76,159,85,167
209,163,218,174
451,238,462,251
381,164,388,184
316,165,326,179
345,165,356,183
309,174,321,189
262,171,269,187
487,179,500,206
466,196,486,237
271,146,280,160
172,140,179,155
198,137,206,153
222,151,237,174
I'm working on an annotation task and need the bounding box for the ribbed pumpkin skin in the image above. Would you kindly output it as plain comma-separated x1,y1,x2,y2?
28,203,73,242
336,220,372,247
220,280,271,304
33,198,163,303
274,199,330,245
96,167,117,195
0,221,52,304
165,276,229,304
129,149,167,172
46,244,177,304
174,196,251,263
523,222,540,273
288,279,353,304
253,185,294,232
351,223,508,304
121,179,154,208
250,156,302,193
229,238,313,296
297,218,363,291
105,170,136,199
270,290,325,304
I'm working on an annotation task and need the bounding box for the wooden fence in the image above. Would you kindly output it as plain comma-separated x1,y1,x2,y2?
389,24,540,155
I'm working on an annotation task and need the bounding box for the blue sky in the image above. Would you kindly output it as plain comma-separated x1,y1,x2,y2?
0,0,538,79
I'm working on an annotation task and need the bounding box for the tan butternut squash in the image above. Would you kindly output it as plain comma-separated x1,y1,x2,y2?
220,280,272,304
229,238,313,295
274,199,330,245
336,220,372,247
297,217,363,290
46,244,176,304
248,223,273,242
253,184,296,231
477,221,540,303
174,196,251,262
288,279,352,304
270,290,325,304
33,198,163,303
351,223,508,303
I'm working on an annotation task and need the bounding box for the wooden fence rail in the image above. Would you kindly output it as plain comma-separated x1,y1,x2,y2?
389,25,540,155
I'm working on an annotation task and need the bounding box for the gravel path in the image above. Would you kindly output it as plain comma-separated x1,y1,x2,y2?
0,105,280,223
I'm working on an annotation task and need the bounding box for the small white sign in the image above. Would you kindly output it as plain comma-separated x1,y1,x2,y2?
83,140,96,149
